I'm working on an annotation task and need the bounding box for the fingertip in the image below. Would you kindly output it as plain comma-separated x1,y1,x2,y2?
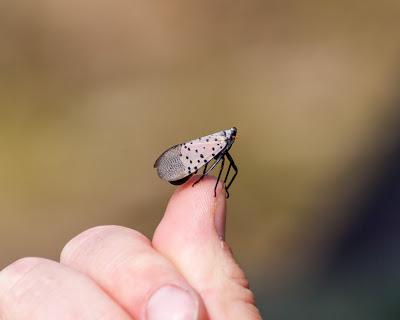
173,175,224,206
158,175,226,243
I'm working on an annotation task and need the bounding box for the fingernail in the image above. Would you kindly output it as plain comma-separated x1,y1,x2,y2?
147,285,198,320
214,190,226,240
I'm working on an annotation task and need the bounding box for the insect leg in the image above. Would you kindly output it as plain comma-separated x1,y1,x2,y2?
225,152,238,191
203,162,208,174
203,154,224,175
192,155,223,187
192,162,209,186
214,156,225,197
224,162,232,185
223,162,232,198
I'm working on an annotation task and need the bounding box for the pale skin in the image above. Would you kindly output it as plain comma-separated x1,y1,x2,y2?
0,176,262,320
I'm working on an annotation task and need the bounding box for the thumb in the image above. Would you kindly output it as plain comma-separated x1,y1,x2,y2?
152,176,262,320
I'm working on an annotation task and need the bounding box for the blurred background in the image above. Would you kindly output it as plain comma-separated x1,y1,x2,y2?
1,0,400,318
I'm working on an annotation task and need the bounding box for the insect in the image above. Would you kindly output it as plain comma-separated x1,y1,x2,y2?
154,127,238,197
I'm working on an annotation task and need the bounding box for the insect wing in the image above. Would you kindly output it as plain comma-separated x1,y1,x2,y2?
154,129,230,183
179,132,228,176
154,144,187,182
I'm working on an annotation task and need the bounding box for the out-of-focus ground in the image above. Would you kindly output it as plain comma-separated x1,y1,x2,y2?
1,1,400,318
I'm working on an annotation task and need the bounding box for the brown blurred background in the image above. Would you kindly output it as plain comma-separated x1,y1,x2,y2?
1,0,400,318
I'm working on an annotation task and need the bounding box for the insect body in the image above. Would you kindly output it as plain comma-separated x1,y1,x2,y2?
154,127,238,197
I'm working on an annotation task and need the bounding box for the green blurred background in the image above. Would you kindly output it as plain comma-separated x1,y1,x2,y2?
1,1,400,318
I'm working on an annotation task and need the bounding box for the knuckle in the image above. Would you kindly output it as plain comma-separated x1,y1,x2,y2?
1,257,45,280
61,225,113,262
226,263,250,289
61,225,149,264
219,253,256,304
0,257,49,301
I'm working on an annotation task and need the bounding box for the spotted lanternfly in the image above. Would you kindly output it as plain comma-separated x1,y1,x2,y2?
154,127,238,197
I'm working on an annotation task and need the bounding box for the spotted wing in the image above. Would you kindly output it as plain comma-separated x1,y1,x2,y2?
178,132,228,177
154,130,229,183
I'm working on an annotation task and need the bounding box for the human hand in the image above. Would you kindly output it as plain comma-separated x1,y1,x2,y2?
0,176,261,320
